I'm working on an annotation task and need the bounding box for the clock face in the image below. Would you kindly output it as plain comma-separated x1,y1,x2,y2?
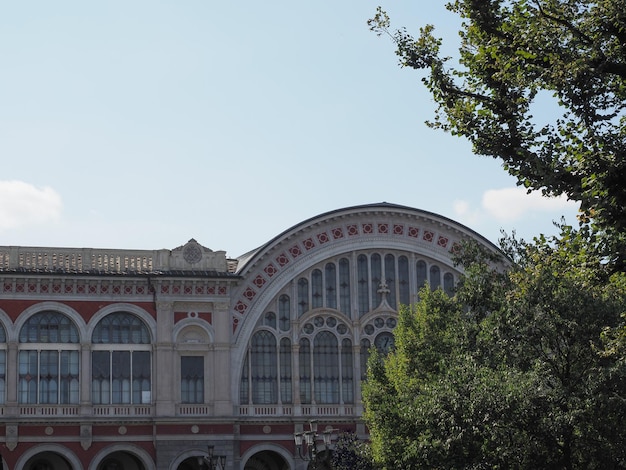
374,332,395,354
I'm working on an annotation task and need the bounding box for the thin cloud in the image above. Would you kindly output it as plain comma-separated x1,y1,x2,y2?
453,199,482,225
0,181,62,231
482,187,578,221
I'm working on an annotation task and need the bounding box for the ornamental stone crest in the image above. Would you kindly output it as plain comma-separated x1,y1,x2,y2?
168,239,228,272
183,239,203,264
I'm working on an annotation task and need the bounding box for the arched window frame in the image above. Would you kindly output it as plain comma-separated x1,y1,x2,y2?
18,311,80,405
91,312,152,405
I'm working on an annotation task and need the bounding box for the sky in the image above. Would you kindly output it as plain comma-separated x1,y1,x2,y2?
0,1,579,258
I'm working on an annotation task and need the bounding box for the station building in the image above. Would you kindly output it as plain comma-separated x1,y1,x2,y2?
0,203,501,470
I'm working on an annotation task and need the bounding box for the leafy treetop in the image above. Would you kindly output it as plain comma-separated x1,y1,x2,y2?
369,0,626,269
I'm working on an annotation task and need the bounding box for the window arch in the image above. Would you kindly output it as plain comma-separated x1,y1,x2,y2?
91,312,151,405
444,272,455,296
297,326,353,405
18,311,80,404
430,265,441,290
240,331,292,405
416,260,428,290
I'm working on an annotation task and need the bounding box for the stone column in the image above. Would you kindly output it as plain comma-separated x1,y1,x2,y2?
5,340,18,415
212,302,232,415
155,301,175,416
80,342,92,414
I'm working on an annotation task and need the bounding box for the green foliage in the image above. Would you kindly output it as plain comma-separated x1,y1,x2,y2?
362,230,626,469
368,0,626,269
331,432,376,470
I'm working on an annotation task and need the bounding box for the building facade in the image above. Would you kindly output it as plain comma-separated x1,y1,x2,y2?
0,203,500,470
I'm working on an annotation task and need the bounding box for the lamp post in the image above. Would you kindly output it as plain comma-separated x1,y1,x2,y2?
198,445,226,470
293,420,338,465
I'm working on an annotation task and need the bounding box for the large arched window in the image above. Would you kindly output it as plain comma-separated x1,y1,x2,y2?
298,316,354,405
251,330,277,404
240,327,292,406
314,331,339,404
18,311,80,404
91,312,151,405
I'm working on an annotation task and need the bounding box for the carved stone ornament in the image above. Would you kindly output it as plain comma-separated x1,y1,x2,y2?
80,424,92,450
6,424,18,451
183,240,203,264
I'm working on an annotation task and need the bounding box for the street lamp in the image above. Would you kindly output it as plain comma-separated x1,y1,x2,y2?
198,445,226,470
293,420,338,463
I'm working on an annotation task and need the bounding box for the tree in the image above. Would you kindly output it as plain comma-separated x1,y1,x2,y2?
330,431,376,470
362,229,626,469
368,0,626,269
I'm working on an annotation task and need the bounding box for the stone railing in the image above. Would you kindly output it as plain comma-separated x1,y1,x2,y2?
0,239,229,273
237,404,357,417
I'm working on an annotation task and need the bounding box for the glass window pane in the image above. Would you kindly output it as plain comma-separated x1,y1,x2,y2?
19,312,79,343
279,338,292,404
371,254,382,309
416,260,427,292
181,356,204,404
299,339,311,404
240,354,250,404
313,332,339,404
325,263,337,309
341,338,354,404
297,278,309,317
92,351,110,405
385,254,396,309
251,331,277,404
357,255,369,317
93,313,150,344
311,269,323,309
398,255,410,306
430,265,441,290
444,272,455,296
339,258,351,316
132,351,151,404
278,295,290,332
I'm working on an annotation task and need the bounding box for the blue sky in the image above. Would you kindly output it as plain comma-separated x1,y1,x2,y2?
0,1,578,258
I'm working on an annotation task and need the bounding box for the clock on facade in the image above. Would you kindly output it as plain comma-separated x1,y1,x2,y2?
374,332,395,354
